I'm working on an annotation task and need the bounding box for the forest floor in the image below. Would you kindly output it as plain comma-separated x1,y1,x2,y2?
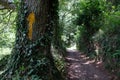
65,49,115,80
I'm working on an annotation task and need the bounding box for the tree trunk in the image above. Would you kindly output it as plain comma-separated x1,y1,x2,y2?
1,0,63,80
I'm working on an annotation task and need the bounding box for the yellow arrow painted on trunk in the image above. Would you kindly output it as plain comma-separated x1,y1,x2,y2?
27,12,35,40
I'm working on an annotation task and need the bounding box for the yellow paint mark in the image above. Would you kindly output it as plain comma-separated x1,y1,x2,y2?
27,12,35,40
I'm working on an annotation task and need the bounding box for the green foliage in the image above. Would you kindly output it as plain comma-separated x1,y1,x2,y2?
1,56,52,80
12,73,43,80
0,10,16,48
52,48,66,79
59,0,78,47
75,0,105,54
76,26,86,51
93,10,120,76
0,55,10,72
54,53,66,73
0,9,16,71
76,0,105,25
1,0,120,79
75,0,120,77
107,0,120,6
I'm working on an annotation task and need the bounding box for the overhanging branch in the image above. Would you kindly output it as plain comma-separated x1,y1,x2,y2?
0,0,16,10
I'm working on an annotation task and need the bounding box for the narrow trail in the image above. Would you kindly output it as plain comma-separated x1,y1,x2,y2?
65,50,113,80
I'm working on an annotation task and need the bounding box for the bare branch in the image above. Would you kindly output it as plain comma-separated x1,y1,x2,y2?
0,0,15,10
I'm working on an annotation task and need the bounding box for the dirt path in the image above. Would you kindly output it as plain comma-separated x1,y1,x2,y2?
65,50,112,80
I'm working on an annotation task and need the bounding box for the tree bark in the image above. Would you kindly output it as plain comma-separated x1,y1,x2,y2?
0,0,63,80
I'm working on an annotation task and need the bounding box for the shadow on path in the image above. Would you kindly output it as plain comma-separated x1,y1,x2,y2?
65,50,112,80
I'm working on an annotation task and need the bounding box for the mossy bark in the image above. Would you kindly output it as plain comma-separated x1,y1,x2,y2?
0,0,63,80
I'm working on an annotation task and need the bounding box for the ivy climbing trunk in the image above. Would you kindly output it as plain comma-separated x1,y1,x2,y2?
1,0,63,80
